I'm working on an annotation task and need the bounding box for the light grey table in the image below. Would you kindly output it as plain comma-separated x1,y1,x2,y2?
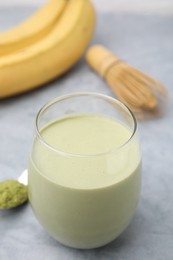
0,2,173,260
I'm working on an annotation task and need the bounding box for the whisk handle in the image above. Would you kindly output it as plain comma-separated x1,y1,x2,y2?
86,45,121,77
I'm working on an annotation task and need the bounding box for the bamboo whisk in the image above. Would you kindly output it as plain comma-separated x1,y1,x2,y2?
86,45,167,119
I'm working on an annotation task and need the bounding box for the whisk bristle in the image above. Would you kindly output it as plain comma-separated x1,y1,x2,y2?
86,45,168,119
107,64,158,109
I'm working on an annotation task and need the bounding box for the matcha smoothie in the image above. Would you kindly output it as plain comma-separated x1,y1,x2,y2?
29,113,141,249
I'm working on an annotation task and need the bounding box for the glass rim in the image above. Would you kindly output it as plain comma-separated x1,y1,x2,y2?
35,92,137,158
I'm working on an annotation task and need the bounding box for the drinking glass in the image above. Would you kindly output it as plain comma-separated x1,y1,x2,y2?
28,92,141,249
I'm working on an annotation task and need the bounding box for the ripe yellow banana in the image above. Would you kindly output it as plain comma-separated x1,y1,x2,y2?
0,0,67,56
0,0,95,98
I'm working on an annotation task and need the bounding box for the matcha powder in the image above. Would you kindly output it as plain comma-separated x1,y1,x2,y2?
0,180,28,209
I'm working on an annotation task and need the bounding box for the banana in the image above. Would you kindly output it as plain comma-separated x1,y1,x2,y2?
0,0,95,98
0,0,67,56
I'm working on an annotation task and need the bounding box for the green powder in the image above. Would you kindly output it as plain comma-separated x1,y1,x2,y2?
0,180,28,209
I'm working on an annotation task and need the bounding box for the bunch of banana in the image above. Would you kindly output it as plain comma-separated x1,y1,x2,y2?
0,0,95,98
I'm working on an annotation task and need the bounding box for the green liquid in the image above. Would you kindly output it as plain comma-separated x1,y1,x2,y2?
28,114,141,249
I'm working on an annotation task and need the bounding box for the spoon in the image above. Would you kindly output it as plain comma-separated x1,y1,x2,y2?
0,169,28,209
18,169,28,186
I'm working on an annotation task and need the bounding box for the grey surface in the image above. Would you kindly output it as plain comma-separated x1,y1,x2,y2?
0,5,173,260
1,0,173,14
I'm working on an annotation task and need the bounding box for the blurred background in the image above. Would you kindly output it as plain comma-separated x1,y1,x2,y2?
1,0,173,14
